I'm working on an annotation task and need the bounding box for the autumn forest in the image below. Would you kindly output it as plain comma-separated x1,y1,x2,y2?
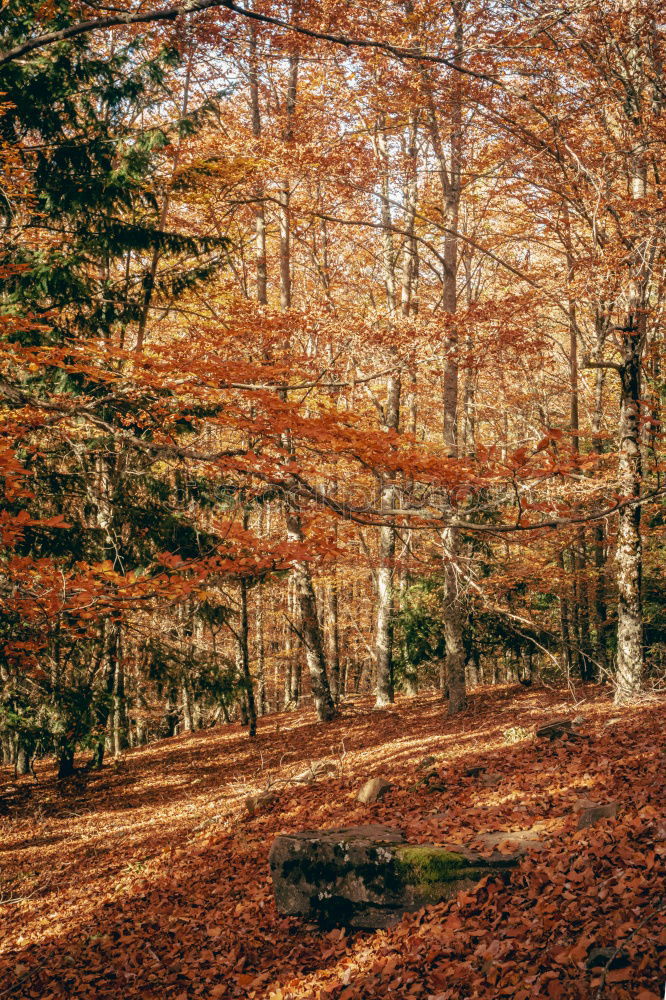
0,2,665,998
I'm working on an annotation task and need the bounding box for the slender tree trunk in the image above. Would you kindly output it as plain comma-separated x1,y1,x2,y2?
164,688,178,737
274,50,334,721
16,744,30,776
372,106,406,708
57,746,75,780
286,511,336,721
92,622,118,769
327,577,341,703
249,25,267,305
374,375,401,708
238,577,257,737
614,31,648,701
558,549,574,676
256,583,267,715
442,526,467,714
279,53,298,311
592,309,610,673
428,2,467,716
615,330,643,700
181,678,193,734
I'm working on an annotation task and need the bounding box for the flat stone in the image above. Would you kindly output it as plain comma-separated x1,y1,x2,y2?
586,946,629,970
470,829,544,860
269,825,520,928
573,797,598,812
577,801,618,829
245,790,278,816
292,761,337,785
357,777,392,805
536,718,579,740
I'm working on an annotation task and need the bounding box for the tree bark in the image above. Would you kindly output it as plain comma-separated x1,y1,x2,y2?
614,330,643,701
249,24,267,305
279,53,298,310
237,577,257,737
374,374,401,708
430,2,466,716
286,511,336,721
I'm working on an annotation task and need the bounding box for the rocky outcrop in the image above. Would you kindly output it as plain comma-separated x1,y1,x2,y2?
268,825,521,928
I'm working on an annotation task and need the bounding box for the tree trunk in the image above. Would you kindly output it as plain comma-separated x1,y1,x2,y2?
15,744,30,776
614,332,643,701
374,374,401,708
428,2,466,716
558,549,574,677
249,25,267,305
286,511,336,721
113,652,127,755
442,526,467,714
279,53,299,311
614,37,648,702
256,583,267,715
327,577,341,703
58,745,75,780
238,577,257,737
181,678,193,734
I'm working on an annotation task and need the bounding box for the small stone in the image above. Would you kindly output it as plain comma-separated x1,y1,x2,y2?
572,797,597,812
536,718,579,740
471,829,544,860
577,801,618,829
245,790,278,816
357,777,392,804
585,946,628,970
292,761,337,784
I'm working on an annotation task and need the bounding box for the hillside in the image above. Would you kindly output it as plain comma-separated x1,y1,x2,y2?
0,686,664,1000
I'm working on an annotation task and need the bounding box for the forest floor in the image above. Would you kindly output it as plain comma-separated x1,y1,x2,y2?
0,685,664,1000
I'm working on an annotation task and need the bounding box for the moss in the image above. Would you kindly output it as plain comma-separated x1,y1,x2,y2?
396,846,469,885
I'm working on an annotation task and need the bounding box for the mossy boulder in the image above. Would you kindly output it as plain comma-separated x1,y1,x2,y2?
269,826,520,928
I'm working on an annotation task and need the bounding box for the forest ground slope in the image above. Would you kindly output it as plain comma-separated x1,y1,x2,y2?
0,686,664,1000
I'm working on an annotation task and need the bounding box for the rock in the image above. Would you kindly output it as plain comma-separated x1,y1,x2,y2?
585,946,628,971
572,797,598,812
577,801,618,829
292,761,337,785
269,825,519,928
419,770,446,792
471,829,544,858
417,756,437,770
464,765,486,778
245,790,278,816
357,777,392,805
535,718,582,740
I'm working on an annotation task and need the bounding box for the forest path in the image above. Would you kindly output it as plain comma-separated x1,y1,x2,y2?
0,686,664,1000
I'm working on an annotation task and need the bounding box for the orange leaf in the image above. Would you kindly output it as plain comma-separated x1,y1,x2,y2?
606,968,632,983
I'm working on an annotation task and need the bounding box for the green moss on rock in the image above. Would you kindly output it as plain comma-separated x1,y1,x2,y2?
396,846,468,885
